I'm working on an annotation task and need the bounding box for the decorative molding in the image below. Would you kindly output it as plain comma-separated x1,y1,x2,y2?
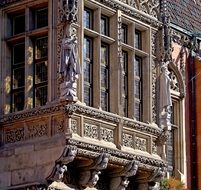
100,127,114,143
67,139,166,168
71,118,78,134
84,123,99,139
123,133,133,148
5,127,24,144
135,136,147,151
94,0,161,27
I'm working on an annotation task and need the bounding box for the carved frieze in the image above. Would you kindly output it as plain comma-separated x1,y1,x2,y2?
123,133,133,148
71,118,78,134
135,136,147,151
5,128,24,144
84,123,99,139
152,139,157,155
68,139,166,167
100,128,114,143
52,116,65,134
152,57,157,123
27,123,48,139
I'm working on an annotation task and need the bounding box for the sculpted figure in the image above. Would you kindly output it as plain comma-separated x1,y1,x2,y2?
110,161,139,190
78,153,110,189
159,62,172,129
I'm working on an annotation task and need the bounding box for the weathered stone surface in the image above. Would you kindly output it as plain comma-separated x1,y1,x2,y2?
34,164,53,182
11,168,35,185
0,172,11,188
0,157,11,171
0,148,14,157
15,144,34,155
10,153,36,170
35,146,63,166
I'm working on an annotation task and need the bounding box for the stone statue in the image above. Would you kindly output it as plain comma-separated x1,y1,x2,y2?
47,145,77,182
109,160,139,190
58,0,81,101
78,153,110,189
159,62,172,130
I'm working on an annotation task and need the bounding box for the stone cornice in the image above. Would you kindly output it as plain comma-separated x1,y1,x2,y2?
95,0,162,28
68,138,166,168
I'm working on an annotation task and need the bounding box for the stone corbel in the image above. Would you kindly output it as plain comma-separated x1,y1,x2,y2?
47,145,77,182
78,153,110,189
109,160,139,190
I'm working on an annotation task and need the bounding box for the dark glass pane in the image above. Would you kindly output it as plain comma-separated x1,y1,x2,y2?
13,67,25,88
13,43,25,65
84,8,92,29
135,30,142,49
13,14,25,35
13,90,24,111
35,85,47,106
101,46,108,65
84,37,92,59
101,16,109,36
35,37,48,59
35,8,48,28
134,102,141,121
35,61,48,84
84,85,91,106
121,24,128,44
167,129,175,176
123,97,128,117
101,91,108,111
101,66,108,88
134,80,141,99
84,61,91,83
134,56,142,77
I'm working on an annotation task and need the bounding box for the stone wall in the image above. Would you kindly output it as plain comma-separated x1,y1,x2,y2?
0,135,65,189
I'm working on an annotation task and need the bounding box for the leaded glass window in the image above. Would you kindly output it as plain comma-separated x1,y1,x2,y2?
84,37,93,106
34,36,48,107
122,51,128,116
135,30,142,49
11,42,25,112
134,56,142,120
12,13,25,35
121,24,128,44
101,15,109,36
84,7,93,29
35,8,48,29
101,44,109,111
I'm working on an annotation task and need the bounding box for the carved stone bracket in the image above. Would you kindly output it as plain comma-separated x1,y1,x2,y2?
78,153,110,189
47,145,77,182
109,160,139,190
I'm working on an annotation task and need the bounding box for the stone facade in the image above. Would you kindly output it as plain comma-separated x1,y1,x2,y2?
0,0,192,189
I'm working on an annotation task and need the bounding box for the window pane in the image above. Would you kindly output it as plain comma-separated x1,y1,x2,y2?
101,15,109,36
101,66,108,88
121,24,128,44
101,46,108,65
101,91,108,111
13,67,25,89
135,30,142,49
134,56,142,77
13,14,25,35
84,37,93,106
134,102,141,121
84,8,92,29
13,43,25,65
13,90,24,111
35,8,48,28
35,61,48,84
35,86,47,106
35,37,48,59
134,80,141,99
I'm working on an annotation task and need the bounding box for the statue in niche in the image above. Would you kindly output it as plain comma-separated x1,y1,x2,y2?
159,62,172,130
59,0,81,101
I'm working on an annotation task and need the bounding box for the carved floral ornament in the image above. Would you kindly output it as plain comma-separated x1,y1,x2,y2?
47,142,165,189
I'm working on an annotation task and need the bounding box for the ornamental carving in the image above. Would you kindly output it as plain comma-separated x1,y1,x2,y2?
118,0,159,18
5,128,24,144
100,128,114,142
78,153,110,188
135,136,147,151
169,70,179,92
58,0,81,101
152,57,157,123
123,133,133,148
71,119,78,134
84,123,98,139
152,140,157,155
52,116,65,134
27,123,48,139
109,160,139,190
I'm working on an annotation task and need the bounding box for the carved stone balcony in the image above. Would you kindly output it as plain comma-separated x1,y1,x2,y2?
0,102,166,189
